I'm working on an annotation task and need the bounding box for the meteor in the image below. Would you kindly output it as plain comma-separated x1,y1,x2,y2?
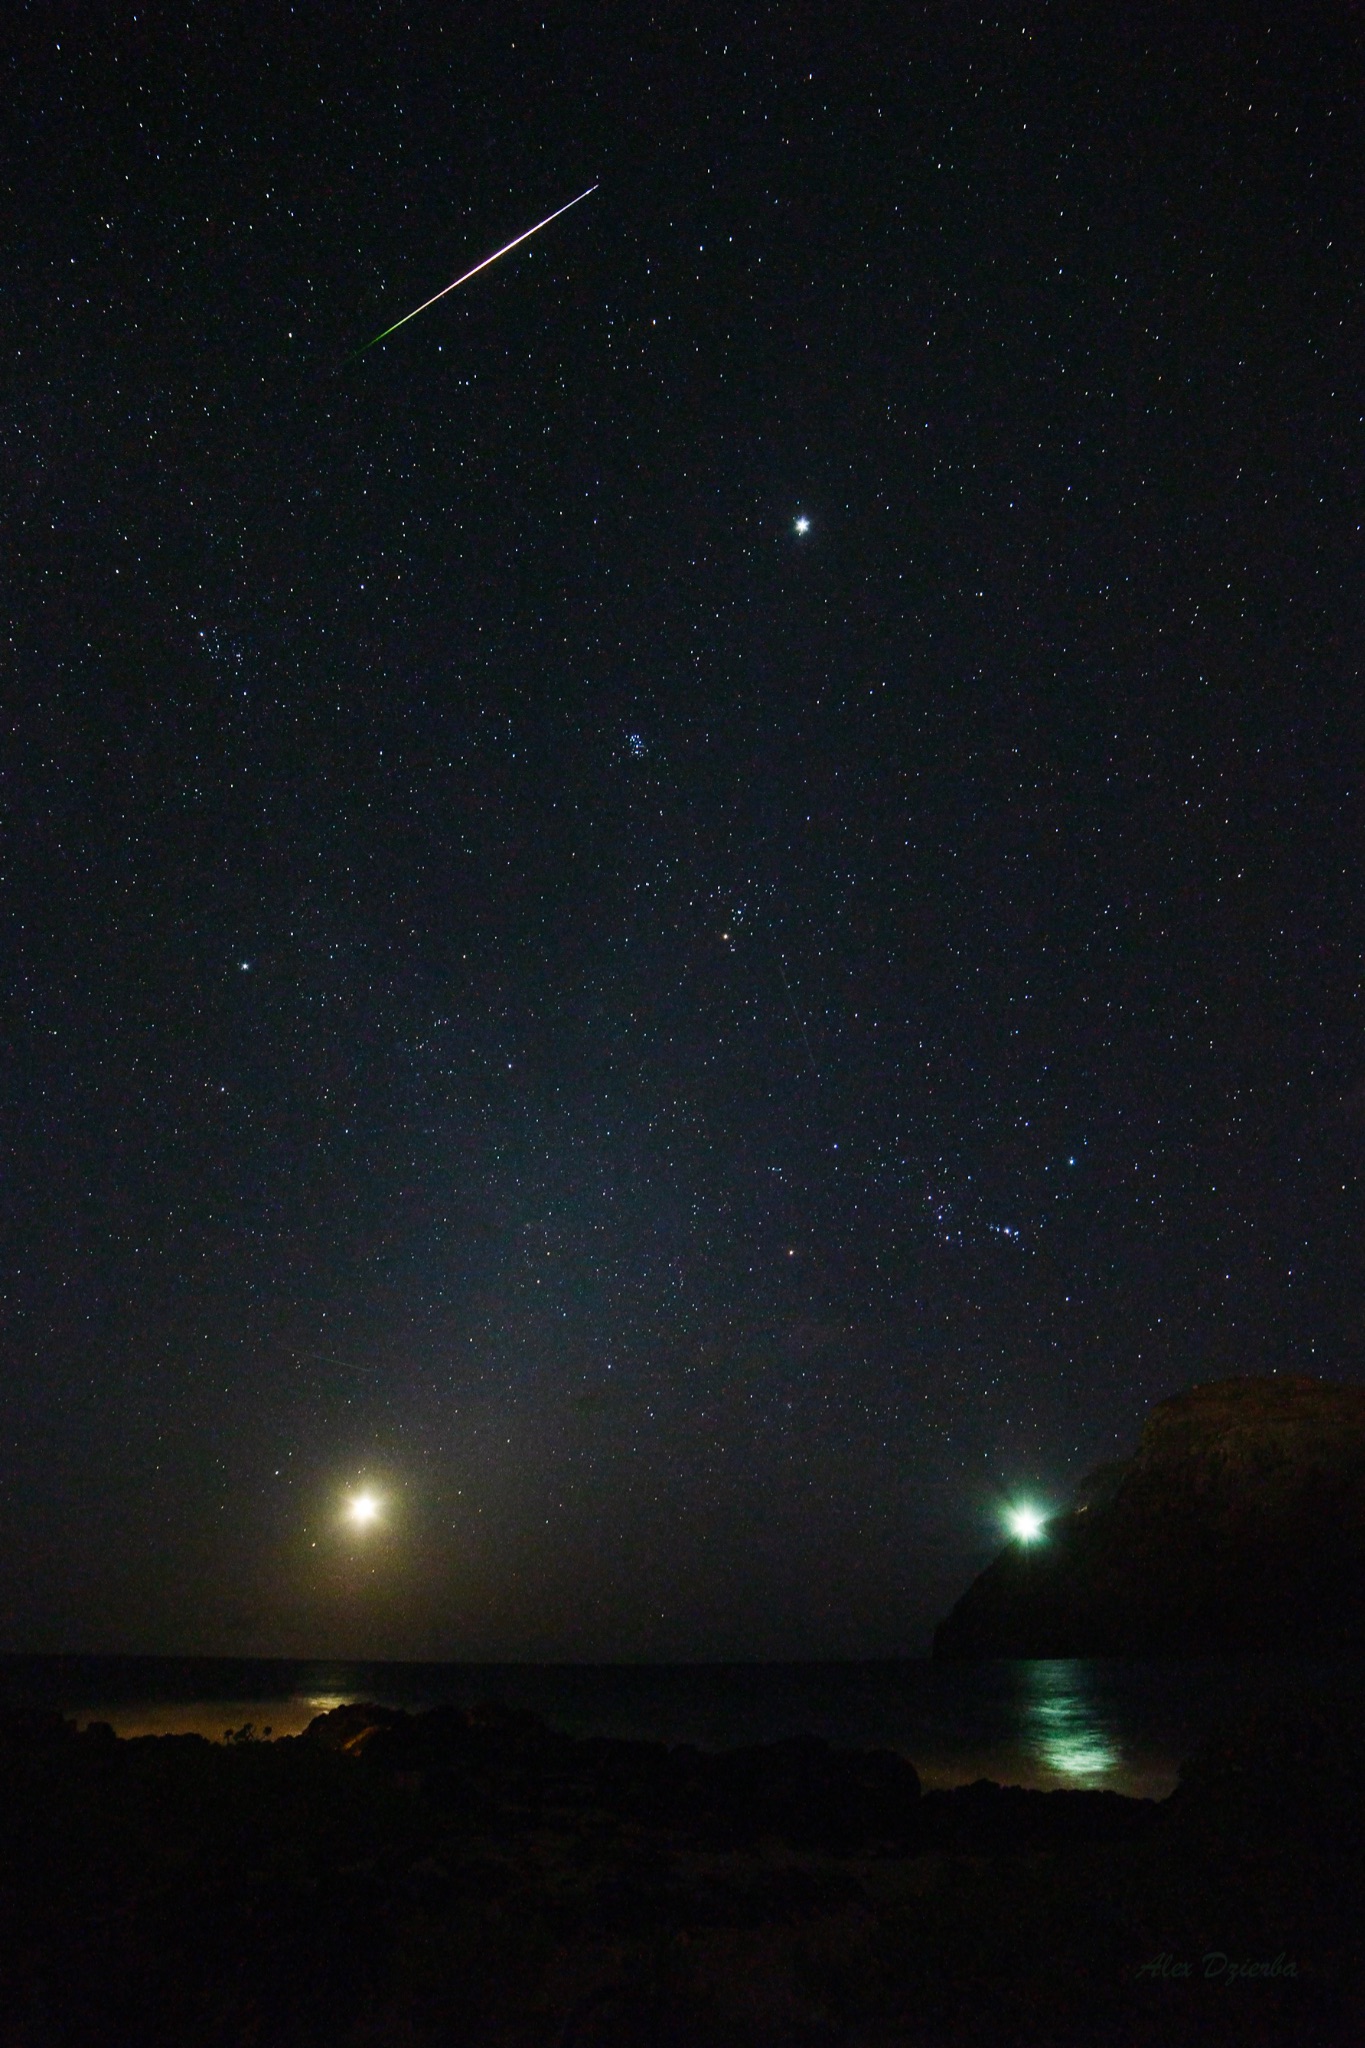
352,184,598,356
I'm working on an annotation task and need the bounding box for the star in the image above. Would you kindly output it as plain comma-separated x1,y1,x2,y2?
793,514,811,536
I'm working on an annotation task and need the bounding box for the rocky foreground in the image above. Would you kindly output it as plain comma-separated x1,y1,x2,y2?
0,1695,1360,2046
935,1377,1365,1659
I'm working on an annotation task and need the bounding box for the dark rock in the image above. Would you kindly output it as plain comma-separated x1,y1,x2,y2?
304,1700,920,1851
0,1699,1353,2045
1166,1699,1365,1849
920,1779,1158,1853
0,1707,77,1748
301,1700,412,1753
678,1732,921,1850
934,1375,1365,1657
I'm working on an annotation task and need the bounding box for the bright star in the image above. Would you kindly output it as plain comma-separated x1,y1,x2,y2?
794,515,811,536
1008,1505,1044,1543
347,1491,382,1528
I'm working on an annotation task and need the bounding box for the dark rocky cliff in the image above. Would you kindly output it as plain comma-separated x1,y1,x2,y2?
934,1376,1365,1658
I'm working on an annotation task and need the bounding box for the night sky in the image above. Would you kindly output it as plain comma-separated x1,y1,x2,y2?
3,4,1362,1660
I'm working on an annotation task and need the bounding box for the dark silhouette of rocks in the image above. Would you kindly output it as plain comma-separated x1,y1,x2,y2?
302,1701,924,1852
0,1698,1354,2043
299,1701,1162,1860
935,1376,1365,1658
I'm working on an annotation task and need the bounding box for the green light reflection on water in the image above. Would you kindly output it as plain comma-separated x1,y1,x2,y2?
1020,1661,1122,1782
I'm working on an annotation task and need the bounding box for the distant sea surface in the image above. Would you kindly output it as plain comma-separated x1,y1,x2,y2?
4,1654,1362,1799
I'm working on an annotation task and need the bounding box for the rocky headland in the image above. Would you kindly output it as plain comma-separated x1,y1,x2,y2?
934,1376,1365,1659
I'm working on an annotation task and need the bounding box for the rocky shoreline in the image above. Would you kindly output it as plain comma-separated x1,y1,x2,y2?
0,1695,1358,2045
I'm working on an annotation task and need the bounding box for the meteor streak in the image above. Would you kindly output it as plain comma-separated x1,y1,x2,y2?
352,184,598,356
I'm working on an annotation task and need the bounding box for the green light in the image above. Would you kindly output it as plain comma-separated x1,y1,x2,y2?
1008,1505,1044,1542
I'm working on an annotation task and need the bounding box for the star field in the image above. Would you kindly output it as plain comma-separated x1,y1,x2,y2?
1,4,1362,1657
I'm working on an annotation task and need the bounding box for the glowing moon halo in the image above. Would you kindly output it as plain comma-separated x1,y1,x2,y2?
346,1490,382,1529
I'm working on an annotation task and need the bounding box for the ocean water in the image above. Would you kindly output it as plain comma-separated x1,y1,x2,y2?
4,1654,1361,1798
